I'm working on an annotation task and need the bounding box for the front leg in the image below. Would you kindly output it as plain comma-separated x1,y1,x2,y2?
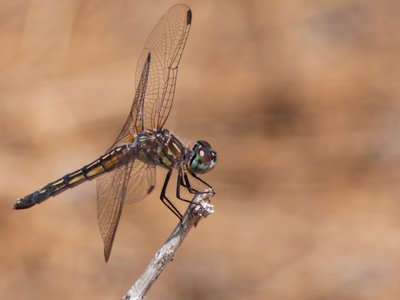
177,168,215,197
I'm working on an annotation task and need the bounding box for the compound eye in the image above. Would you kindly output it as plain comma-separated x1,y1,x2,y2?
189,141,217,174
199,147,212,163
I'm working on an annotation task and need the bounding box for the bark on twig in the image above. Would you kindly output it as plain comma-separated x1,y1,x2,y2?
122,191,215,300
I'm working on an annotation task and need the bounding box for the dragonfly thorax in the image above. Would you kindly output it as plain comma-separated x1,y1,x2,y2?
135,128,186,169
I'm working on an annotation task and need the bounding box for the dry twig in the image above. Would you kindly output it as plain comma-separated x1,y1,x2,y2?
122,191,215,300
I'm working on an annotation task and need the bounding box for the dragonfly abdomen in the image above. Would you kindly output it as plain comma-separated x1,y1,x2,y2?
14,146,130,210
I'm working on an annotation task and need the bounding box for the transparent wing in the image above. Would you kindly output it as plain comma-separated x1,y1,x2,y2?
96,152,156,261
135,4,192,130
107,4,191,150
108,52,151,150
97,154,136,262
125,160,156,204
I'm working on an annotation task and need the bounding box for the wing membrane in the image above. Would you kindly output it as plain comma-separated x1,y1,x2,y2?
108,52,151,150
125,161,155,204
135,4,191,130
96,152,156,261
97,153,135,262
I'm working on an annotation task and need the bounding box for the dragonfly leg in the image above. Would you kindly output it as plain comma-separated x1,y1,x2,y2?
175,168,193,203
160,168,183,220
183,170,215,196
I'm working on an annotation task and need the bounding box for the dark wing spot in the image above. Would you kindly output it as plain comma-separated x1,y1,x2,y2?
148,185,155,194
186,9,192,25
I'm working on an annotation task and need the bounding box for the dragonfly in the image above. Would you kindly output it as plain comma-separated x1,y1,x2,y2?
14,4,216,262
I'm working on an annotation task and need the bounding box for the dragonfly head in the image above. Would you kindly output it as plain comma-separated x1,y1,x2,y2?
188,140,217,174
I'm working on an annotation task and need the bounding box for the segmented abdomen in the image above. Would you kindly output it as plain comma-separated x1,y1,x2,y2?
14,146,130,209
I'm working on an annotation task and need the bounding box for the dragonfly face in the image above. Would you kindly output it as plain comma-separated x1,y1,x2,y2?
189,141,217,174
14,4,216,262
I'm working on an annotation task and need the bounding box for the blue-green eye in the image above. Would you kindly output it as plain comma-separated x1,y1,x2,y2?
189,141,217,174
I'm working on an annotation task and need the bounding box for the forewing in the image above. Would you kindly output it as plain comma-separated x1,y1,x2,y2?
135,4,192,130
97,154,136,262
107,53,151,151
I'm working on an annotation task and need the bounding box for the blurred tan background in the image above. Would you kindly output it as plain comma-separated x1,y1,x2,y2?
1,0,400,299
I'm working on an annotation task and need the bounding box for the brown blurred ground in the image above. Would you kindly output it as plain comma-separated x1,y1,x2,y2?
1,0,400,299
